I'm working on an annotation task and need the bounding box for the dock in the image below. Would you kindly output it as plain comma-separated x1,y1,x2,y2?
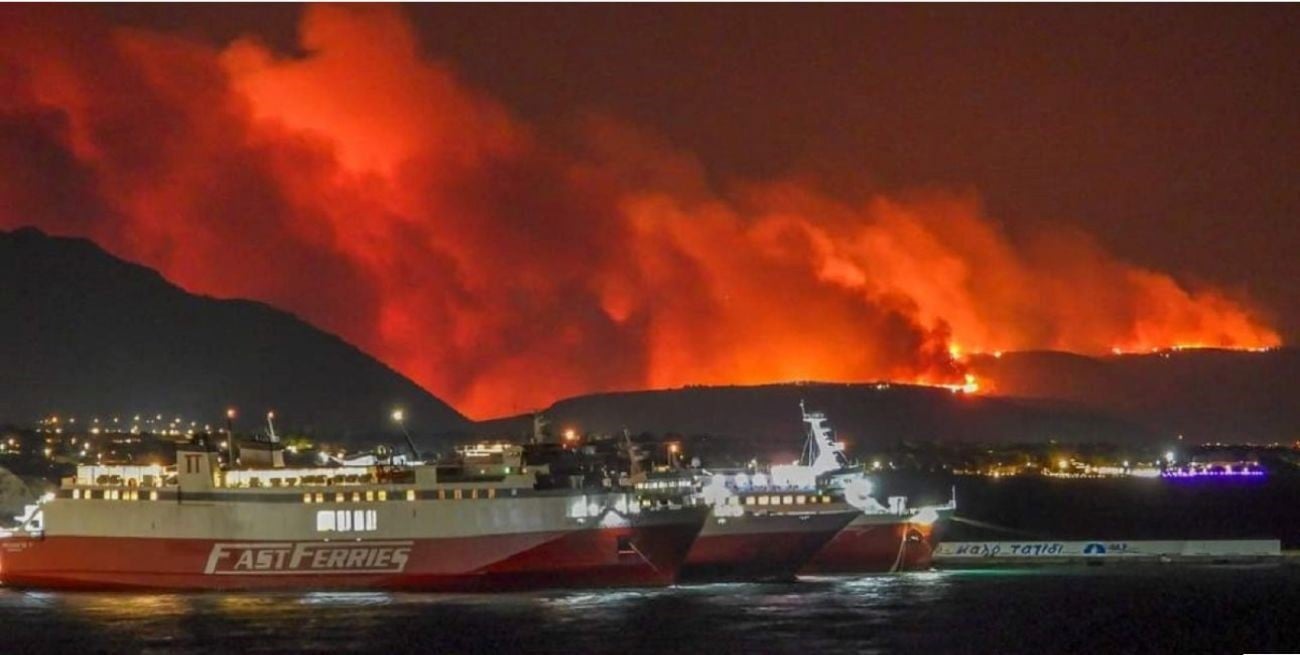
934,540,1282,567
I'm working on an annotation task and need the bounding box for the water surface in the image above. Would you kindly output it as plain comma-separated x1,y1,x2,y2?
3,565,1297,654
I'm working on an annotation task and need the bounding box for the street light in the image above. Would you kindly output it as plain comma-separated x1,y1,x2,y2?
224,407,238,466
392,408,418,460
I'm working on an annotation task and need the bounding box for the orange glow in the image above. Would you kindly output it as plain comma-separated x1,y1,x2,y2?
0,7,1281,418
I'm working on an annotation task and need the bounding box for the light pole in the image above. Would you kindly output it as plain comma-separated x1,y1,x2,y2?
392,408,419,461
224,407,238,466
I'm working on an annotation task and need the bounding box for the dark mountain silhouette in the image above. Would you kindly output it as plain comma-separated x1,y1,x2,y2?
473,382,1155,459
4,227,1293,456
968,348,1300,443
0,227,467,445
473,350,1299,456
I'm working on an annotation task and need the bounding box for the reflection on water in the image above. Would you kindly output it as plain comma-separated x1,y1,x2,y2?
3,566,1300,654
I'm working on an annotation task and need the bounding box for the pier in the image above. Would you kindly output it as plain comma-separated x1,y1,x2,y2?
934,540,1282,566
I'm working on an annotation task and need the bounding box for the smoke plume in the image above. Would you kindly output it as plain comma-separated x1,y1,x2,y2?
0,6,1279,417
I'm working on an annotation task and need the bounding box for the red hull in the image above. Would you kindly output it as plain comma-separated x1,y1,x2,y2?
0,520,704,591
682,511,860,581
801,521,935,573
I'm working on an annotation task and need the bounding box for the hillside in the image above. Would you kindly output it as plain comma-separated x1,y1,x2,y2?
473,347,1300,456
0,227,467,445
969,348,1300,442
474,382,1153,459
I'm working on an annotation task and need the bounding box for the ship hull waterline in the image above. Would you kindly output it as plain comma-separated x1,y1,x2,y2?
681,509,860,582
802,517,937,574
0,517,707,592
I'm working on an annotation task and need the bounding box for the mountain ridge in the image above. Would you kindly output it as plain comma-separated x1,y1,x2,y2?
0,227,468,445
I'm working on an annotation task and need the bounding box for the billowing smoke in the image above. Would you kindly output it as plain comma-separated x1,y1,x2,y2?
0,6,1279,417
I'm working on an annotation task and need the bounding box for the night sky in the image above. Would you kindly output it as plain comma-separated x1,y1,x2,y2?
2,5,1295,417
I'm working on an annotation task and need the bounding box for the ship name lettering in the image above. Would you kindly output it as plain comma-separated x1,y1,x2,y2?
205,542,413,575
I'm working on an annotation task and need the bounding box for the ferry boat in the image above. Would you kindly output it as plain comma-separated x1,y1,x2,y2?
0,436,708,591
677,474,860,581
793,404,954,573
658,403,953,579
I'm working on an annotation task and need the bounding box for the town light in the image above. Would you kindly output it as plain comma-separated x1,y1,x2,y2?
563,429,577,442
391,409,405,423
226,408,237,420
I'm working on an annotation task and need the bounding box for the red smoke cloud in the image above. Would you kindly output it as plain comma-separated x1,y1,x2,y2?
0,6,1280,417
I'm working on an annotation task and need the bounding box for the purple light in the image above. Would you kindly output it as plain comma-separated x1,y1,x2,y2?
1160,466,1266,479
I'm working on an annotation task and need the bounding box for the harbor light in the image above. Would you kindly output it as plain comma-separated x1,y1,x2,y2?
391,409,405,423
563,429,577,442
226,407,237,420
910,507,941,526
1165,451,1176,464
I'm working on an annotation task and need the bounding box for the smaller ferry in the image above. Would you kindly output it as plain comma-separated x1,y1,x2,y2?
647,403,954,580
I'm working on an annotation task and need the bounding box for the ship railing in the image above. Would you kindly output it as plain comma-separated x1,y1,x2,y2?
221,466,374,489
74,464,170,488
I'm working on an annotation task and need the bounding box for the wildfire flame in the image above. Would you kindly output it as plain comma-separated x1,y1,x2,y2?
0,6,1281,417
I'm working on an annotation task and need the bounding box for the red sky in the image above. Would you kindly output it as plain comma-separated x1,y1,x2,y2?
0,5,1291,417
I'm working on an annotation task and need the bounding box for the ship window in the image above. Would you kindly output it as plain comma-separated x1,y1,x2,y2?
335,492,345,503
438,489,446,500
821,496,831,504
316,510,336,532
796,495,806,504
317,509,378,532
72,489,80,500
744,496,756,506
378,490,388,501
488,488,496,499
782,495,793,505
315,493,325,503
365,491,375,502
406,489,416,501
454,489,462,500
758,496,770,506
303,493,312,504
469,489,477,500
149,490,158,501
351,492,361,503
